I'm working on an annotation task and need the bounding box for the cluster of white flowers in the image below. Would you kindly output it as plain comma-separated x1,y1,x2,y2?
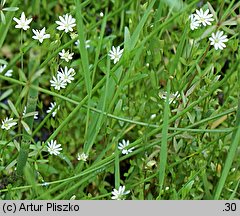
189,7,228,50
13,12,50,43
189,8,214,30
50,66,75,91
13,11,123,89
8,12,125,164
46,142,90,162
13,12,77,88
13,12,77,42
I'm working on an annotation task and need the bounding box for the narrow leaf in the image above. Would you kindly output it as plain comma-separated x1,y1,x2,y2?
124,26,131,52
207,2,218,22
7,99,19,117
2,7,19,11
0,88,13,101
0,11,6,25
18,69,27,82
21,120,32,135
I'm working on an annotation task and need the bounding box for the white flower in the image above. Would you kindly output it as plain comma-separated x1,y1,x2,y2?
194,8,214,26
189,14,200,30
150,114,157,119
70,195,76,200
47,140,62,155
22,106,26,116
59,49,74,62
111,185,130,200
77,153,88,162
169,91,180,104
4,70,13,77
0,64,13,77
56,14,76,33
13,12,32,31
50,75,67,90
34,112,38,119
209,31,228,50
32,27,50,43
75,39,91,49
41,182,49,187
158,91,180,104
23,106,38,119
118,139,134,155
46,102,60,117
57,66,75,84
108,46,124,64
1,117,17,130
70,32,78,39
85,40,91,48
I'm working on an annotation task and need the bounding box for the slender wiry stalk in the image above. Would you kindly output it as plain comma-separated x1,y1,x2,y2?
20,29,23,72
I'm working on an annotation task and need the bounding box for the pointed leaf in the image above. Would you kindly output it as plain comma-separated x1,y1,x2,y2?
7,99,19,117
22,111,38,118
6,159,17,171
2,7,19,12
124,26,131,52
0,102,9,110
0,11,6,25
14,139,20,151
1,0,6,6
30,68,45,82
21,120,32,135
20,86,29,99
0,88,13,101
207,2,218,22
18,69,27,82
0,59,8,65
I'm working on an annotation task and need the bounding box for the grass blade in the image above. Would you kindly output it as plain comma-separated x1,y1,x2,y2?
157,80,171,199
214,98,240,199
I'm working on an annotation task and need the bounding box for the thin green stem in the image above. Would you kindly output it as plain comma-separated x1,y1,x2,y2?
20,29,23,73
